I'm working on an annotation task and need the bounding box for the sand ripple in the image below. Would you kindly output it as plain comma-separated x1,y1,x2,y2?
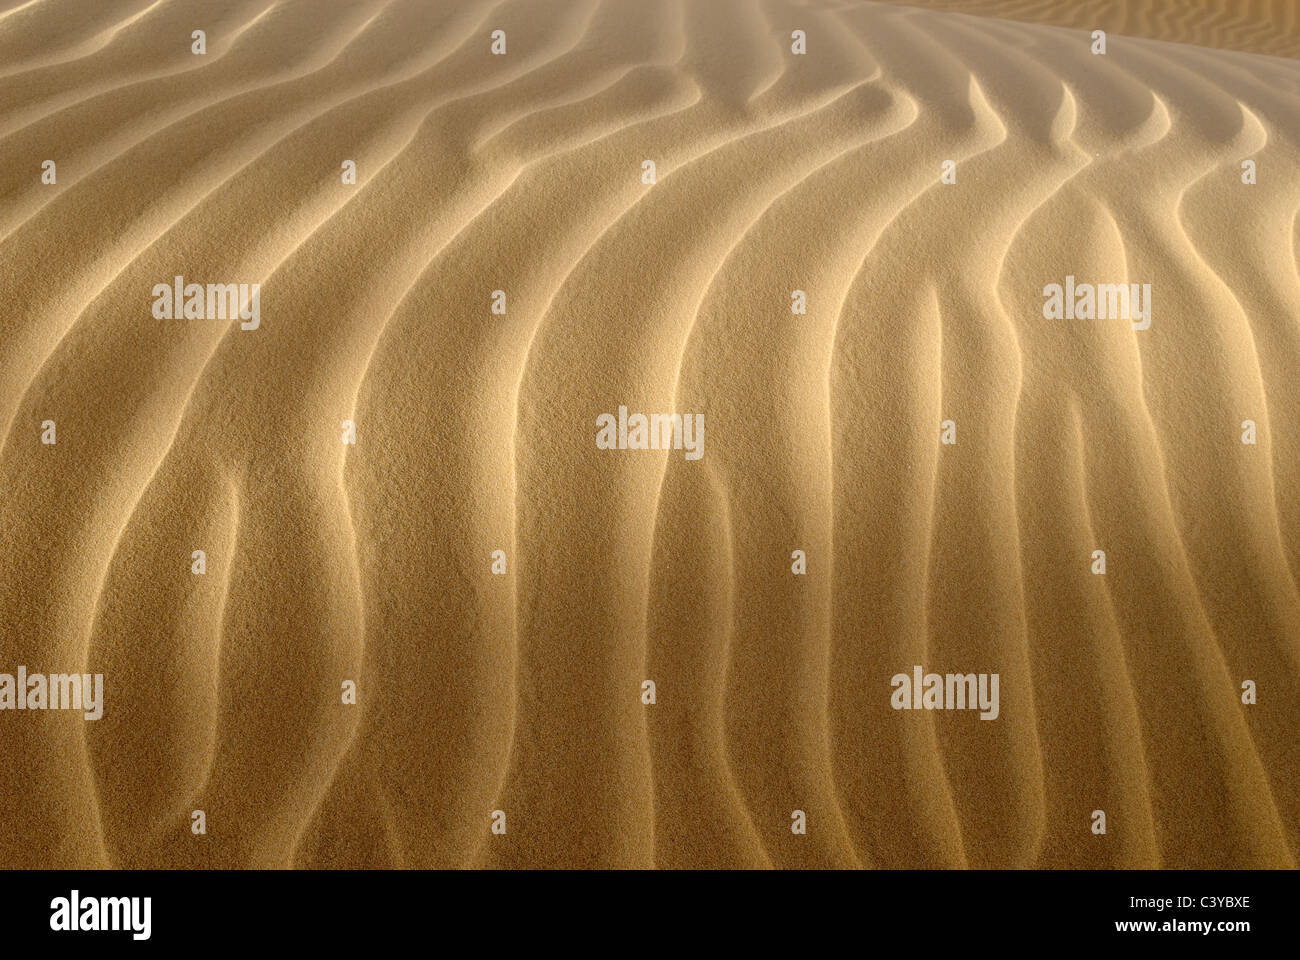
0,0,1296,868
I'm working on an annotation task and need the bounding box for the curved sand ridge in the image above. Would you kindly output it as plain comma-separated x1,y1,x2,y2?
0,0,1296,869
874,0,1300,61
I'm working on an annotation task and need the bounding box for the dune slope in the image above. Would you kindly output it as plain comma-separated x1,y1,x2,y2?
0,0,1296,869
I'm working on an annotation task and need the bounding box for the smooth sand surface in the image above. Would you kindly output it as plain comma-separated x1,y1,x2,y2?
0,0,1297,868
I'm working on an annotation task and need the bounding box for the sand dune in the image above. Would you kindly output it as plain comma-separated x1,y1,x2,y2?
876,0,1300,60
0,0,1296,869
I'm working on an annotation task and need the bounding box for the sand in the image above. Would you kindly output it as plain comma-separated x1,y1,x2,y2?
0,0,1296,869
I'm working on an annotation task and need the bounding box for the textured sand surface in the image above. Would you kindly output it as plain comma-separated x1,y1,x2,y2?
877,0,1300,60
0,0,1297,869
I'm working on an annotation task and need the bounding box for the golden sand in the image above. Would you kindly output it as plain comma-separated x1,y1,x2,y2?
0,0,1297,868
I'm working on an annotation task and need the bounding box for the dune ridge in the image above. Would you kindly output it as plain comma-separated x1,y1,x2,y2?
875,0,1300,61
0,0,1296,869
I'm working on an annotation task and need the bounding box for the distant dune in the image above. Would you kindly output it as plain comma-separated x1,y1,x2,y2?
0,0,1296,869
876,0,1300,60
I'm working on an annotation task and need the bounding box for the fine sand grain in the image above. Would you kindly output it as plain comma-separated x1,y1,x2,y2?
0,0,1297,868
